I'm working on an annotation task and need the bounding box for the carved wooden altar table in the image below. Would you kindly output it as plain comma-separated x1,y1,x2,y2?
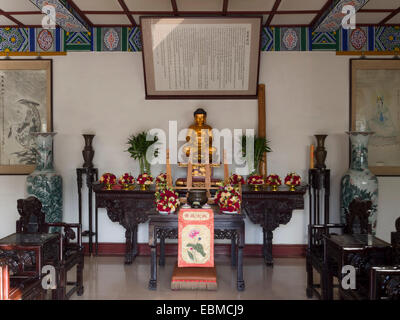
148,207,245,291
241,185,307,266
94,183,306,267
93,183,155,264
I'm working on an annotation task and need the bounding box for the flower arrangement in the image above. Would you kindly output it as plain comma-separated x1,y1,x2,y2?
284,172,301,191
266,174,282,191
155,187,180,214
229,174,245,186
100,173,116,184
100,173,116,190
156,173,167,186
118,173,135,190
215,185,241,214
137,173,154,190
247,175,264,185
247,174,264,191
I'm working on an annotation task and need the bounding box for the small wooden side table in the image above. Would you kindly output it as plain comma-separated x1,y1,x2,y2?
324,234,392,300
76,167,98,255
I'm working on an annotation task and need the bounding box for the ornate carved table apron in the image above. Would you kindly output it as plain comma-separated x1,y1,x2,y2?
148,208,245,291
93,183,156,264
242,185,307,266
94,184,306,268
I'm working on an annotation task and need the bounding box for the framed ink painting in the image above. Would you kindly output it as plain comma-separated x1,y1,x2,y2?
0,59,52,175
350,59,400,176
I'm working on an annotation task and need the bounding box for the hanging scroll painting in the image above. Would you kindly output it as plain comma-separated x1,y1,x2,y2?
0,60,52,175
350,59,400,176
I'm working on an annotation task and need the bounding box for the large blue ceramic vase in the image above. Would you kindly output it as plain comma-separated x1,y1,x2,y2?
26,132,63,225
340,132,378,234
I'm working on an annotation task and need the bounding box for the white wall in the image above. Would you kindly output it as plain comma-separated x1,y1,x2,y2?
0,51,398,244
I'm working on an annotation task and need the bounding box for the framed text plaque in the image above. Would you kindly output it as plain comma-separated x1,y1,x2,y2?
140,17,262,99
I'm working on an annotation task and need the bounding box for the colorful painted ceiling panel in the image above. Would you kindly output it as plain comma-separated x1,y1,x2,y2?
339,26,374,51
0,26,399,53
375,26,400,51
0,28,29,52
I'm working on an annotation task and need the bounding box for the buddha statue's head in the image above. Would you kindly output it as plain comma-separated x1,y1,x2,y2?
194,108,207,126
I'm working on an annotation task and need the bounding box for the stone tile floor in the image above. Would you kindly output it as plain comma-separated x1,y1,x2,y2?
70,256,320,300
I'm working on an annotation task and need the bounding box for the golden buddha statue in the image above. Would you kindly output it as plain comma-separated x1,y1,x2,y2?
183,108,216,165
176,108,220,186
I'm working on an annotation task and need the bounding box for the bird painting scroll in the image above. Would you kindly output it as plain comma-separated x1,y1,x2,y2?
0,60,52,174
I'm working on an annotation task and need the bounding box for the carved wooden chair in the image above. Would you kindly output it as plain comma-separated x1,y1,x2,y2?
307,223,345,299
307,194,373,299
0,257,45,300
307,169,340,299
16,196,84,300
339,217,400,300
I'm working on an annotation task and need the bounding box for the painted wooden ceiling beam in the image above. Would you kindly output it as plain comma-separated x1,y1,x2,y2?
171,0,178,16
313,0,372,32
117,0,137,26
310,0,335,28
29,0,90,32
222,0,229,16
265,0,282,27
1,9,393,16
379,6,400,25
64,0,93,27
0,9,25,27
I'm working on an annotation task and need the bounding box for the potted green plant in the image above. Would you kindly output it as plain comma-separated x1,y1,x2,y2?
126,131,158,175
241,135,272,175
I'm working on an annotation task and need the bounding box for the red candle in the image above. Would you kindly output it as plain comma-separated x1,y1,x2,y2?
310,145,315,169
